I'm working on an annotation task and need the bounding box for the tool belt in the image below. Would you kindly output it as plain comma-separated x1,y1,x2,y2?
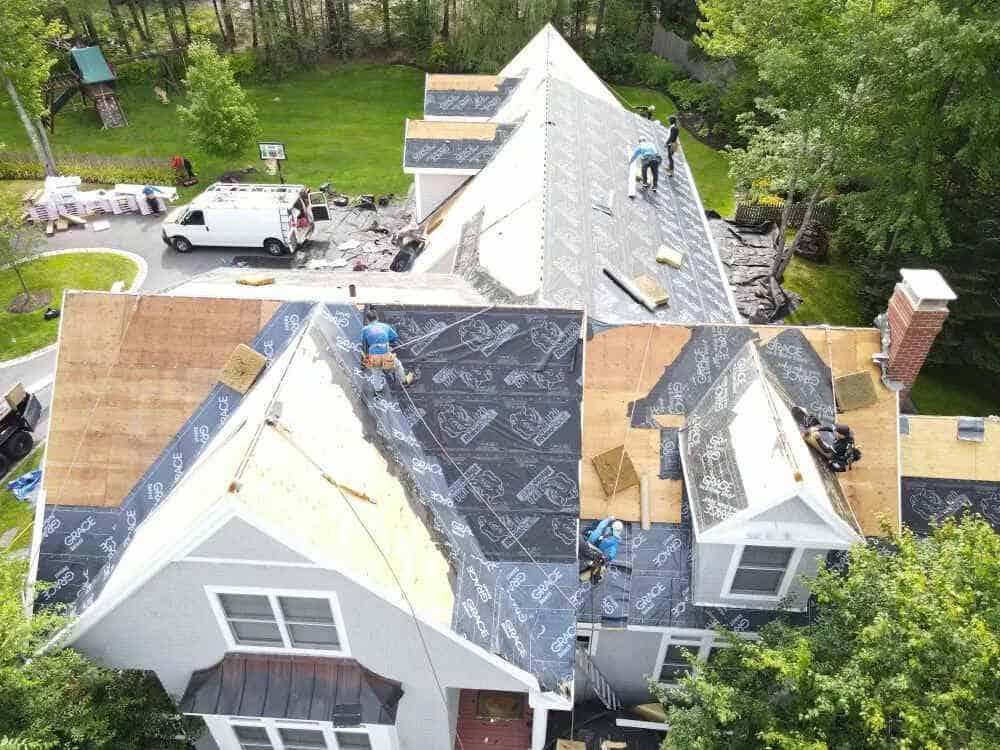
362,352,397,370
668,142,678,154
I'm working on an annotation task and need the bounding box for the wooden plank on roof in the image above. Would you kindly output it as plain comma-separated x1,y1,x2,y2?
406,119,498,141
901,415,1000,482
426,74,502,91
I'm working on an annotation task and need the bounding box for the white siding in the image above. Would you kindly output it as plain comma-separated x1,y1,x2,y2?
414,173,468,222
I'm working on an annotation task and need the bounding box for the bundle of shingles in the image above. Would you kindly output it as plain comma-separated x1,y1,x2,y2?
709,213,802,324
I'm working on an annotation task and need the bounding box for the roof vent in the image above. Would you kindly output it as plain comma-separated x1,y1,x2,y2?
957,416,985,442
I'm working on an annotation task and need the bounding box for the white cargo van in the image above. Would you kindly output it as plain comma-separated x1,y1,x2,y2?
161,182,330,256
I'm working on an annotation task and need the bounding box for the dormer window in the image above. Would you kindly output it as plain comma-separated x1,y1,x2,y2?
729,546,792,596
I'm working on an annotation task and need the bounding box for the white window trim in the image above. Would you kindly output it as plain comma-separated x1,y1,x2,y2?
652,631,731,686
721,545,803,602
206,585,351,657
227,717,395,750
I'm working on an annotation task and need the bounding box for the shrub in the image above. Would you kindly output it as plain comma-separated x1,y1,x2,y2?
177,41,258,156
425,41,453,72
667,78,720,113
0,151,174,185
114,59,162,87
631,53,682,89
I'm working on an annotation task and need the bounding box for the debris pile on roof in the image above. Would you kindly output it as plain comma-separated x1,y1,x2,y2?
709,216,802,323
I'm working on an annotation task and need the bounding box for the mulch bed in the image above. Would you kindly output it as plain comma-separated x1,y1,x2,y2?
7,289,52,314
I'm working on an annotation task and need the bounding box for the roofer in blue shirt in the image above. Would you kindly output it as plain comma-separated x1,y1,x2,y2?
629,140,663,193
579,516,624,583
361,308,414,390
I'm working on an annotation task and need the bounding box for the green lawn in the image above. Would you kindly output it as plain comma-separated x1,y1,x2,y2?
911,366,1000,417
1,447,42,552
1,252,138,360
0,64,424,199
612,85,735,216
783,253,867,327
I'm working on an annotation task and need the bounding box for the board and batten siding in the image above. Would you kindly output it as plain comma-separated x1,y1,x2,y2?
71,521,534,750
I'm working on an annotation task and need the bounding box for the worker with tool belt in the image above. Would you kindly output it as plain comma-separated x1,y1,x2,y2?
629,140,663,192
792,406,862,472
579,516,623,583
361,308,415,390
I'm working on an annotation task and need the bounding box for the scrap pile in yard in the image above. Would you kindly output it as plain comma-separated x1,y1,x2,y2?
710,214,802,323
303,195,416,272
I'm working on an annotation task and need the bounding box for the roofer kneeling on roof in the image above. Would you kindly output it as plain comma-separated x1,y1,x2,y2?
361,309,414,390
579,516,623,583
793,406,862,472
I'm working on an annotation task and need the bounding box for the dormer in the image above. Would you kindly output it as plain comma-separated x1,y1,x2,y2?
422,74,521,120
403,119,515,221
681,342,865,611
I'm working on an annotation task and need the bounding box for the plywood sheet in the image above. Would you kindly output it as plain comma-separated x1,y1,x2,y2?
591,446,639,497
426,74,502,91
44,292,280,507
901,415,1000,482
406,119,498,141
581,324,691,523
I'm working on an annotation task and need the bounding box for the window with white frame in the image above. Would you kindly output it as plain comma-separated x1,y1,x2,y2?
657,640,700,683
212,589,347,654
230,720,375,750
729,546,793,596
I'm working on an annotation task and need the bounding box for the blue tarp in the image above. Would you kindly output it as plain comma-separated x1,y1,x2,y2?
7,469,41,501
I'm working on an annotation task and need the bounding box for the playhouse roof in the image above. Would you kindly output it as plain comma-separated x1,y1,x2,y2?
70,46,115,84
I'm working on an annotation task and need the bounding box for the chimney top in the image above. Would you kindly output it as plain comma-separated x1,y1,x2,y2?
899,269,957,311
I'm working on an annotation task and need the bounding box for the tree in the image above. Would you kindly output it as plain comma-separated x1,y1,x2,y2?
177,40,258,156
0,0,61,176
0,555,196,748
0,204,46,313
657,517,1000,749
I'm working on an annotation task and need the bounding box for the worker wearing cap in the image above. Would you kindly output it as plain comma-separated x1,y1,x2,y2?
664,116,680,175
361,309,414,388
629,140,663,192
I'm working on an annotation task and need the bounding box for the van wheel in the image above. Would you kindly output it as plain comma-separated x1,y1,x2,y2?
3,430,33,461
172,236,193,253
264,238,287,257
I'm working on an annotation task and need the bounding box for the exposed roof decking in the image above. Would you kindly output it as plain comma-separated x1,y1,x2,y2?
423,75,520,119
579,323,899,537
901,415,1000,481
43,293,280,508
426,74,503,91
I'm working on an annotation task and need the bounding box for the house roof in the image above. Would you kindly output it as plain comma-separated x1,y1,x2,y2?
180,653,403,726
403,120,515,171
37,293,584,698
900,415,1000,534
412,26,738,326
579,322,900,538
42,293,282,508
70,46,115,84
423,75,521,118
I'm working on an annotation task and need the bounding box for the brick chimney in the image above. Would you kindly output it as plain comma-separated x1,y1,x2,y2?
886,269,956,392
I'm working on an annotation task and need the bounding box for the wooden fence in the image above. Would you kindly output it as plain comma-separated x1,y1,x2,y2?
734,201,836,228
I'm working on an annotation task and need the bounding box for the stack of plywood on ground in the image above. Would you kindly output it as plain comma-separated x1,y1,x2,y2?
43,292,281,508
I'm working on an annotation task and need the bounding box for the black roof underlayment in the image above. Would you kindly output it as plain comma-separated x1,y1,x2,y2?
404,124,516,170
35,302,314,612
423,77,521,118
900,477,1000,535
317,304,584,696
546,700,665,750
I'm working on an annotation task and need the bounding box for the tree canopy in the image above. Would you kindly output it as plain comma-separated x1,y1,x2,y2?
0,555,195,749
657,517,1000,750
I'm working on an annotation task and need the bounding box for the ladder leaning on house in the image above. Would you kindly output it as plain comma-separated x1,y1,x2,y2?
575,643,622,711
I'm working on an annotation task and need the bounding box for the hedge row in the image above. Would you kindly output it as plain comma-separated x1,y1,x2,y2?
0,150,175,186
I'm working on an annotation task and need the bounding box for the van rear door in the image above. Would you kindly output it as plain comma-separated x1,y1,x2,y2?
308,192,330,221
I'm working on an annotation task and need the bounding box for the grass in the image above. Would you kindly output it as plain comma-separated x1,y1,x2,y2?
910,366,1000,417
0,63,424,200
783,253,867,328
1,252,138,360
611,85,735,216
0,447,42,552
